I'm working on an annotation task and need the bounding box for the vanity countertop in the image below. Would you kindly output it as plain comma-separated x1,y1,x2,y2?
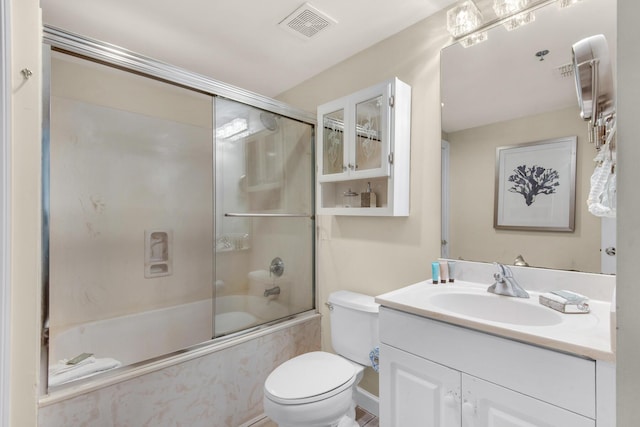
375,280,615,362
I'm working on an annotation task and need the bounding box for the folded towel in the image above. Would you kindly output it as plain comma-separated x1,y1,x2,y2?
49,356,121,386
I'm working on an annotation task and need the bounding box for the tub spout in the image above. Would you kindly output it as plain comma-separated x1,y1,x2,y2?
264,286,281,297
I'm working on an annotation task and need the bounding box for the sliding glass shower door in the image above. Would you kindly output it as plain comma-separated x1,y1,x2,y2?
214,97,315,337
45,45,315,389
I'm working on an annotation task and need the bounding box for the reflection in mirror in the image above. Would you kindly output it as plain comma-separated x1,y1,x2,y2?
440,0,616,273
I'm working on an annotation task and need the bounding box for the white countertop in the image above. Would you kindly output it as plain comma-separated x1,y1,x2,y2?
375,280,615,362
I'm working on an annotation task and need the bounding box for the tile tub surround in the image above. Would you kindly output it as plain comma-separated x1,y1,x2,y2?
38,316,320,427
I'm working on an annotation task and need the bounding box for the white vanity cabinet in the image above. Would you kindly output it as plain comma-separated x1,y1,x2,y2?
316,77,411,216
379,307,599,427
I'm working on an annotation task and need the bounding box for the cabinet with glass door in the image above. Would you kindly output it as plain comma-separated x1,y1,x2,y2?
316,77,411,216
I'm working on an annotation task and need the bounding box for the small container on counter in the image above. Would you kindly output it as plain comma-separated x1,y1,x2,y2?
447,261,456,283
439,261,449,283
431,262,439,284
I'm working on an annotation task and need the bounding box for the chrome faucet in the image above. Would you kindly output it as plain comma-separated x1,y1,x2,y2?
487,263,529,298
264,286,281,297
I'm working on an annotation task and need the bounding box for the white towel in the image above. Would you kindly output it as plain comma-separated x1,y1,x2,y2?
49,356,121,387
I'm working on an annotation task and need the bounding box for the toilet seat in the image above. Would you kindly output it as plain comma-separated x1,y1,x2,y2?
264,351,357,405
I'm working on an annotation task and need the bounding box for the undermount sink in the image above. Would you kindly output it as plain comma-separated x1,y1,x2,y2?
428,291,563,326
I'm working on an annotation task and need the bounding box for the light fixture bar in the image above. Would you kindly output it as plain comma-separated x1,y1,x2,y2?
448,0,559,42
559,0,583,8
447,0,484,38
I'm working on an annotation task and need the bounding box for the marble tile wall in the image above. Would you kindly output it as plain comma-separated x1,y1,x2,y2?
39,316,320,427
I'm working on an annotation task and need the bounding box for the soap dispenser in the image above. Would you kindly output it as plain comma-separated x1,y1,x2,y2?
360,182,377,208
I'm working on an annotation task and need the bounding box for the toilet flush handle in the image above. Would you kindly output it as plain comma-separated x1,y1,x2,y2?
324,302,334,311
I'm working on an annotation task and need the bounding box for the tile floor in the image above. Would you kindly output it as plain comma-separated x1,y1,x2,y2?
249,406,379,427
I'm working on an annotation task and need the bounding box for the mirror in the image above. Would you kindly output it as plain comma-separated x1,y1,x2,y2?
441,0,616,273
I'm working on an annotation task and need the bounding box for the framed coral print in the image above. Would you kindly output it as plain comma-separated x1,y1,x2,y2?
494,136,577,231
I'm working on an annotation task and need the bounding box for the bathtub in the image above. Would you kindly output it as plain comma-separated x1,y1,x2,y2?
50,295,291,369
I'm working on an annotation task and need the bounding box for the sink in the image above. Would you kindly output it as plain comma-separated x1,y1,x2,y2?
428,292,563,326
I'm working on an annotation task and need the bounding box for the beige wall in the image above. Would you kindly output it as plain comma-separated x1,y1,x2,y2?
278,9,451,394
448,106,601,272
10,0,42,425
8,0,640,424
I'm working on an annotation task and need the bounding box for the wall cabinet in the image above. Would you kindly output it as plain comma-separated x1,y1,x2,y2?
316,78,411,216
379,307,613,427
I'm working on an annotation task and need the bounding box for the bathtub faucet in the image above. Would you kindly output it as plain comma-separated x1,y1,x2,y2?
264,286,281,298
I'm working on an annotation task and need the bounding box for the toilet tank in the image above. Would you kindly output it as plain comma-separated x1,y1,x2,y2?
328,290,380,366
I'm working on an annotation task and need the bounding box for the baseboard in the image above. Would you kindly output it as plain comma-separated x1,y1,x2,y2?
354,386,379,417
238,414,269,427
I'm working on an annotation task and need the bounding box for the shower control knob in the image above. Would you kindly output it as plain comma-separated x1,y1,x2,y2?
270,257,285,277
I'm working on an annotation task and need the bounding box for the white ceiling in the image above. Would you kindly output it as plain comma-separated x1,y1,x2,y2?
41,0,458,98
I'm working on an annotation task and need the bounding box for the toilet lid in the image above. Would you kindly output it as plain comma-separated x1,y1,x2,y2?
264,352,356,402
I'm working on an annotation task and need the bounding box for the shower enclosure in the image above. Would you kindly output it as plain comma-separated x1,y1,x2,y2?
43,29,315,389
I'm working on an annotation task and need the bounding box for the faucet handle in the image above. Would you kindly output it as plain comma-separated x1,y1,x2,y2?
493,262,513,278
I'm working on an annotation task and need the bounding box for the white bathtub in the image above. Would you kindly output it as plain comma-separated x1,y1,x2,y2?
50,295,291,369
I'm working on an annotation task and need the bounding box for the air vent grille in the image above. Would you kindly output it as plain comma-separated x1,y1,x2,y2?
557,63,575,78
279,3,337,40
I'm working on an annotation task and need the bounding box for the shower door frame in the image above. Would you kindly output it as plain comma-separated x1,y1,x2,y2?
41,25,317,392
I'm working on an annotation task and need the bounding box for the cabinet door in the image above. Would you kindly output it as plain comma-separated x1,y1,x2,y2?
462,375,595,427
380,344,461,427
318,99,348,181
349,82,391,179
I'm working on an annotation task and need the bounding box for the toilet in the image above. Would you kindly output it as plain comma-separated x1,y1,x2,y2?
263,290,379,427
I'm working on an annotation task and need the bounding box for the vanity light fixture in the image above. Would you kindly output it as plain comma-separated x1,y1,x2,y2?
493,0,536,31
447,0,484,38
559,0,583,8
460,31,488,48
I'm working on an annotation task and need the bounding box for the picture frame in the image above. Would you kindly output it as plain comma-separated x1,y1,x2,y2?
494,136,577,231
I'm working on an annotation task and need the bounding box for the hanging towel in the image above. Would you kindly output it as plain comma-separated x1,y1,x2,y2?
587,123,616,218
49,356,121,387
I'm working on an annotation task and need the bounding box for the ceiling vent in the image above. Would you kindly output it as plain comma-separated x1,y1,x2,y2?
557,63,575,78
278,3,337,40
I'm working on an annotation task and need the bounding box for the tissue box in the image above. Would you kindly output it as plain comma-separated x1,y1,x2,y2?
539,290,590,314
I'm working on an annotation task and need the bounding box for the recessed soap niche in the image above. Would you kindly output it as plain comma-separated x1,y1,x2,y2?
145,229,173,278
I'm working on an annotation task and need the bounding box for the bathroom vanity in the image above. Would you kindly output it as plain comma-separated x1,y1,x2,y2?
375,275,615,427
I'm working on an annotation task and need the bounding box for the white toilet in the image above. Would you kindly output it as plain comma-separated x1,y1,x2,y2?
263,290,379,427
